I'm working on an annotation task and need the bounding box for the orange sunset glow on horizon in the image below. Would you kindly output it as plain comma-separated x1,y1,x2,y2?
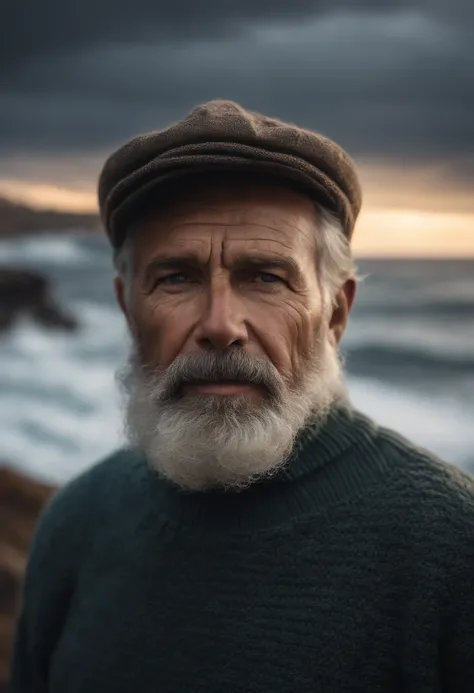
1,174,473,258
2,4,474,262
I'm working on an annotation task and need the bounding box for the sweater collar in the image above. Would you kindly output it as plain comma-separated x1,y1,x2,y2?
271,404,366,483
141,405,390,533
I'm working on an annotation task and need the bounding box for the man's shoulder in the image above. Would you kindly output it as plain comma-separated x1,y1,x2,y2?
373,419,474,532
53,446,144,502
32,448,146,550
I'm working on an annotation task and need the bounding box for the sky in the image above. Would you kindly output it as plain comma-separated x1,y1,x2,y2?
1,0,473,256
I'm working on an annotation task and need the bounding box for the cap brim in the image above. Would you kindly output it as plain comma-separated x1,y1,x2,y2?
108,157,342,249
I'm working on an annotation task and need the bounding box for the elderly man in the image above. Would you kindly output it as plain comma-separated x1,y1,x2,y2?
9,101,474,692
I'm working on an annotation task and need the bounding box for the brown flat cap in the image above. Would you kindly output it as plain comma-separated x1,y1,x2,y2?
98,99,362,249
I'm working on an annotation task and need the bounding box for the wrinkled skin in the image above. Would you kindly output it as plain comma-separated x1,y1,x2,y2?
115,179,355,398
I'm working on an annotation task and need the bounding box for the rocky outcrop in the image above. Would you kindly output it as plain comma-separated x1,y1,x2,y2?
0,196,99,238
0,467,56,690
0,268,78,332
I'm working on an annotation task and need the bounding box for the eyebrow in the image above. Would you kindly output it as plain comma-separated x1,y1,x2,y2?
232,253,303,280
143,252,304,285
143,253,200,286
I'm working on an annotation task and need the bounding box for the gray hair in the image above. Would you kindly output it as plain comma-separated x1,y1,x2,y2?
113,204,358,312
315,206,359,313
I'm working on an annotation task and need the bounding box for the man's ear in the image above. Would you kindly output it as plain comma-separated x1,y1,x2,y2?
114,276,132,326
329,278,357,344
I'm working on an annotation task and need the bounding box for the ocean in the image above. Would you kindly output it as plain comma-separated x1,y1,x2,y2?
1,232,473,484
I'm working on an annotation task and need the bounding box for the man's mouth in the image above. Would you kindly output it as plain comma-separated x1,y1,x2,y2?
181,380,260,397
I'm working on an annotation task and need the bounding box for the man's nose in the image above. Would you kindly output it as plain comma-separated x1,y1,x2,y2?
194,282,249,351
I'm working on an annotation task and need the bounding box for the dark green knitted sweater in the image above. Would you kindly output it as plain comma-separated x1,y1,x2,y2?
9,408,474,693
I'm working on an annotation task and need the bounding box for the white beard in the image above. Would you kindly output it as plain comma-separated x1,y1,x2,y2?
117,327,349,492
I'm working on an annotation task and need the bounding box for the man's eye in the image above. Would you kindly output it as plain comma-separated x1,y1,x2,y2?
156,273,190,285
256,272,284,284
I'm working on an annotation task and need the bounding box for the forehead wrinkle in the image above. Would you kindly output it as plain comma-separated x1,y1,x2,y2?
154,222,312,261
136,202,318,268
146,200,313,230
223,236,294,254
156,218,309,237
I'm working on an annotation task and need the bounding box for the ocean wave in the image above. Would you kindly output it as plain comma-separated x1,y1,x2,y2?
344,344,474,380
1,239,473,483
2,371,472,486
350,376,474,472
353,299,474,319
0,233,98,266
344,317,474,362
0,393,124,485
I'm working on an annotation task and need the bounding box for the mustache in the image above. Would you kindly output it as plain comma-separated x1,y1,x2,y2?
155,349,285,402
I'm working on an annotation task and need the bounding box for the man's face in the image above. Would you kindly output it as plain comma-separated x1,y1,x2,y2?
116,179,352,491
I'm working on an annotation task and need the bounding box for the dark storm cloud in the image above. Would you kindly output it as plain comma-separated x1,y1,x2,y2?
1,0,473,186
2,0,472,67
1,0,364,67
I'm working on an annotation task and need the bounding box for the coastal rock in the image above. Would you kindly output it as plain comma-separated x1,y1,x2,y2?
0,466,56,690
0,196,99,238
0,267,78,332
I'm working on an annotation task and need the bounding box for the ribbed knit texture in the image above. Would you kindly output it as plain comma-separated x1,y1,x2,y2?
9,408,474,693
